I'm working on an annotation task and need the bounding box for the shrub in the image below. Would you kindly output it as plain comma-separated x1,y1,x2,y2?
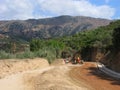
112,27,120,50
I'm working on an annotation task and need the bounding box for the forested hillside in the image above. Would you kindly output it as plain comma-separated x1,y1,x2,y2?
29,20,120,62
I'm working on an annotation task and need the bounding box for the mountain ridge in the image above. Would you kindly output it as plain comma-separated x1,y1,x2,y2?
0,15,111,41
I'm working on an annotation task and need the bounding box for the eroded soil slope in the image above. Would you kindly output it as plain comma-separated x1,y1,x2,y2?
0,58,49,78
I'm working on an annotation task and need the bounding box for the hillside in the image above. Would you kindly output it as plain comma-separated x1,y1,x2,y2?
0,15,111,41
0,16,120,73
29,20,120,72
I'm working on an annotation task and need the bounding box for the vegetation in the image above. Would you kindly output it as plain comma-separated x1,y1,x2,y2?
0,49,56,63
0,20,120,63
112,27,120,50
29,20,120,61
0,16,110,40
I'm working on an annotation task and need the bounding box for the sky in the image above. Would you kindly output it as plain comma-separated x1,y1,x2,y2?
0,0,120,20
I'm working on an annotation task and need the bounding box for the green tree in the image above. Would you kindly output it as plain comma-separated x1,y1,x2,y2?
112,27,120,50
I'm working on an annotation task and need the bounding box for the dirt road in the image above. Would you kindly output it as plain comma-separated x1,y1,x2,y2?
0,59,120,90
69,62,120,90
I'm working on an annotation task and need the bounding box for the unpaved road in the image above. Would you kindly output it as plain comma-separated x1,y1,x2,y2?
0,60,120,90
69,62,120,90
0,65,87,90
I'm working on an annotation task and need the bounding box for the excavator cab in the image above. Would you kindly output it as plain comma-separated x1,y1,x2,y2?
72,53,84,64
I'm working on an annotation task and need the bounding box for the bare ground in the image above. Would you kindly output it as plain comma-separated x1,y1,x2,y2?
69,62,120,90
0,58,49,78
0,59,120,90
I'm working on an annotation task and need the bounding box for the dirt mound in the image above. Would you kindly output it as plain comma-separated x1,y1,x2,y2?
51,59,65,66
0,58,49,78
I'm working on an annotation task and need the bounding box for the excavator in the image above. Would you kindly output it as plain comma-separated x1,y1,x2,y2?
62,51,84,64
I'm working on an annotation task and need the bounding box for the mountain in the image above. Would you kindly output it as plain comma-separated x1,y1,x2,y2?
0,15,111,41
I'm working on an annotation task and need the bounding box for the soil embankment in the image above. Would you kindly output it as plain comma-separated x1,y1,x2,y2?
0,58,49,78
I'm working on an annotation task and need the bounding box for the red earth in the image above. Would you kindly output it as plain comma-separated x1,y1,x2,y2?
69,62,120,90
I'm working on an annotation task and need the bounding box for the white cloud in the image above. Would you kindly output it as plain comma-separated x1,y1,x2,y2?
0,0,35,20
37,0,115,19
0,0,115,20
